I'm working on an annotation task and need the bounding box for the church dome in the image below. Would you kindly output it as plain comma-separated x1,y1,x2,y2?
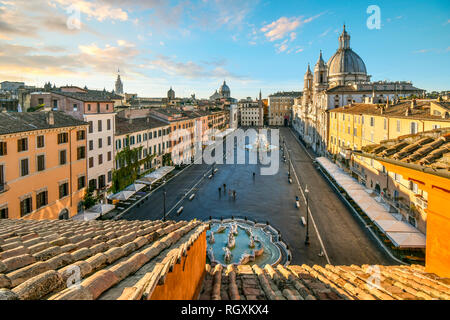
327,25,367,77
219,81,230,95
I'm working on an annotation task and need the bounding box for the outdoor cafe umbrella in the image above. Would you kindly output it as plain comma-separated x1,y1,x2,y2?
110,190,135,201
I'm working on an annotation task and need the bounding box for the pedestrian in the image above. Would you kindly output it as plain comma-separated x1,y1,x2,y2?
223,183,226,191
219,187,222,195
253,172,256,178
233,190,236,200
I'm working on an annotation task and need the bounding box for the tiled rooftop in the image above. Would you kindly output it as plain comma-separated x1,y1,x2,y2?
330,101,450,121
51,90,122,102
199,263,450,300
361,128,450,170
0,219,207,300
0,111,88,135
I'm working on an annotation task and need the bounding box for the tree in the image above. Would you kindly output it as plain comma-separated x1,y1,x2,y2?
83,187,98,209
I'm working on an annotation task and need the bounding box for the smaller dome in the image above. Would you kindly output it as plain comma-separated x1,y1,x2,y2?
220,81,230,94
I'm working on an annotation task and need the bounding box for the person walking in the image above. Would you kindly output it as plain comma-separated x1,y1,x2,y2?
219,187,222,196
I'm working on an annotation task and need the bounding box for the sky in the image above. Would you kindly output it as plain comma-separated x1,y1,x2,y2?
0,0,448,100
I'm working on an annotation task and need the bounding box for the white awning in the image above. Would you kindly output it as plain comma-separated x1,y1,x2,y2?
316,157,425,249
386,232,426,249
124,183,146,192
374,220,421,233
72,204,115,221
108,190,135,201
136,166,175,186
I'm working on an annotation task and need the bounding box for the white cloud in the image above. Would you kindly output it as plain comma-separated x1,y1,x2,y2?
261,17,301,42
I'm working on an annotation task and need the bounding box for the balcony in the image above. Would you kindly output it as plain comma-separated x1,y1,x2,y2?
414,194,428,210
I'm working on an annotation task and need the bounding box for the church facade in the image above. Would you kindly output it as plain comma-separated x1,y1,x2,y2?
293,25,425,156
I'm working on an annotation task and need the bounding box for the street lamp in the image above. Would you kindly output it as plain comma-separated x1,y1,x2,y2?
304,185,310,246
163,180,167,222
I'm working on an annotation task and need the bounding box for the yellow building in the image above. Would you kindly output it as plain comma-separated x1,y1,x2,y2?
0,111,88,220
328,101,450,233
357,129,450,277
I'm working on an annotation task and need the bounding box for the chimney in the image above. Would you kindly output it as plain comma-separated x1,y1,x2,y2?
405,107,411,116
47,112,55,125
385,96,389,109
411,99,417,109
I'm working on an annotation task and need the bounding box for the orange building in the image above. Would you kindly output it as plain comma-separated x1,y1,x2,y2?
0,111,88,220
357,128,450,277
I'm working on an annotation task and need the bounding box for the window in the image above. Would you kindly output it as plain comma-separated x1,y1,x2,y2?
107,171,112,183
88,121,93,133
77,146,86,160
78,176,86,190
0,206,7,219
89,179,97,190
98,138,102,149
38,98,44,105
383,119,387,130
98,175,106,189
20,158,29,176
73,104,78,111
36,190,48,209
149,132,153,139
37,136,45,148
87,104,91,111
410,122,418,134
130,136,135,145
116,139,121,150
98,154,103,165
107,151,112,161
59,182,69,199
88,140,93,151
370,117,375,127
89,157,94,168
18,138,28,152
0,165,5,191
37,155,45,171
396,120,401,132
98,120,102,132
158,130,162,137
107,136,111,146
20,197,32,217
0,142,6,156
59,150,67,165
77,130,86,141
107,119,111,130
57,133,69,144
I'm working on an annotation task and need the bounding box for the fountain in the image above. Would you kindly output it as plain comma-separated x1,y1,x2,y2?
245,133,278,152
206,220,286,267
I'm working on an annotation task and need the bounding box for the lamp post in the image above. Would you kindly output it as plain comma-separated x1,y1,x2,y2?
162,179,167,222
304,185,310,246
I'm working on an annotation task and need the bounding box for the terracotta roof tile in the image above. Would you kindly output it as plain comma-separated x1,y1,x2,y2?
0,219,207,300
200,263,449,300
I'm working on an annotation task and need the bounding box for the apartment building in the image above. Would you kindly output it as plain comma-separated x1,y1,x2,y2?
30,87,118,197
0,112,88,220
115,116,171,172
268,91,302,126
328,100,450,232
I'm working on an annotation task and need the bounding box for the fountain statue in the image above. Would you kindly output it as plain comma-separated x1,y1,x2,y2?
223,247,232,264
227,230,236,249
231,223,238,236
209,231,215,244
207,246,215,263
249,235,255,248
216,224,226,233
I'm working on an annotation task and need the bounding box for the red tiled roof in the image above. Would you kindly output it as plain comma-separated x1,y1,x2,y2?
199,263,450,300
0,219,206,300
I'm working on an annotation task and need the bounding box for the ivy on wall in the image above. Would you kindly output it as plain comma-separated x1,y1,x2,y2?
110,137,156,193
